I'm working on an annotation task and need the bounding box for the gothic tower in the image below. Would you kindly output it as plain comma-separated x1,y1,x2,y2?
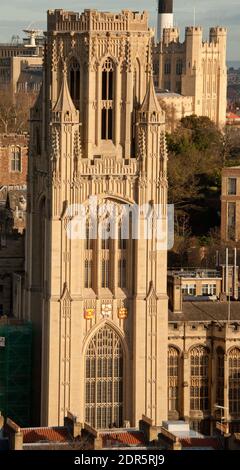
25,9,168,428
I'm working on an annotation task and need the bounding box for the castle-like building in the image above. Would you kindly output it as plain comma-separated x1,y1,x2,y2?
154,2,227,129
23,8,240,435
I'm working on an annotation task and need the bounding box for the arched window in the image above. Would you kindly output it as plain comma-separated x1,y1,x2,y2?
190,346,209,412
68,58,80,109
101,58,114,140
229,348,240,415
85,325,123,429
84,260,92,289
216,347,224,407
168,347,180,412
118,221,127,289
101,259,110,288
84,219,93,289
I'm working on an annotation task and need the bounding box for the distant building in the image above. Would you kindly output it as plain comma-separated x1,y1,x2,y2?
156,91,193,132
168,277,240,434
154,24,227,128
0,134,28,187
226,112,240,127
0,134,27,316
221,166,240,242
0,32,43,95
168,267,239,312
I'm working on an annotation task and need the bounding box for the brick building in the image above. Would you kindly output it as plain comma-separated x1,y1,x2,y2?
0,134,28,187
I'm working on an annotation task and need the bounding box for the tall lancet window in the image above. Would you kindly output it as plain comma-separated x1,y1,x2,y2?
84,219,93,289
118,221,127,289
85,325,123,429
101,220,111,288
229,348,240,415
68,58,80,109
101,58,114,140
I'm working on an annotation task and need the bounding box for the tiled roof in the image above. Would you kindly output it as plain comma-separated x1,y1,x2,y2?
101,431,146,447
180,437,222,450
22,427,70,444
169,301,240,322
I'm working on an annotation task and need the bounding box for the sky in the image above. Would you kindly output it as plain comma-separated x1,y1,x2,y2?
0,0,239,61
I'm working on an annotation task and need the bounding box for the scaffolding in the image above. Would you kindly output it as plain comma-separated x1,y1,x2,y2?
0,319,32,427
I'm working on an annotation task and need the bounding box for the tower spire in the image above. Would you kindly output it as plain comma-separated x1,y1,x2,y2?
53,65,76,114
140,74,161,114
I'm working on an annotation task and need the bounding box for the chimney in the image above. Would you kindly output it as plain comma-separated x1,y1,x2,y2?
157,0,174,42
4,418,23,450
64,411,82,438
168,274,183,313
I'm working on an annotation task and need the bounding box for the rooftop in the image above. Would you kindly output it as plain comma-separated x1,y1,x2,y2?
22,427,70,444
169,301,240,322
101,430,146,448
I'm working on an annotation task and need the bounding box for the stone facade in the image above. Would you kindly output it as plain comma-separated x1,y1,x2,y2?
168,314,240,434
25,9,169,428
154,26,227,128
23,8,240,434
221,166,240,242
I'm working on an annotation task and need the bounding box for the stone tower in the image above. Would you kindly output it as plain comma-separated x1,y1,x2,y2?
155,25,227,128
25,9,168,428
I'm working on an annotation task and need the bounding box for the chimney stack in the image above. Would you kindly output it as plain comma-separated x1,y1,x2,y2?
157,0,174,42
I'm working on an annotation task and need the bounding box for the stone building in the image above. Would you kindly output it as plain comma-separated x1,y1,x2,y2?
168,295,240,434
0,34,43,96
25,8,169,428
221,166,240,242
22,7,240,434
154,25,227,128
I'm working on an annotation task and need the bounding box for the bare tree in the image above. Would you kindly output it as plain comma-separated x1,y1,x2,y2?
0,89,36,134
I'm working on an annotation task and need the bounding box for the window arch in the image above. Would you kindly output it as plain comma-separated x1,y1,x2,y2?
85,325,124,429
101,58,114,140
216,347,224,407
68,57,80,109
229,348,240,415
168,347,180,413
190,346,209,412
84,219,93,289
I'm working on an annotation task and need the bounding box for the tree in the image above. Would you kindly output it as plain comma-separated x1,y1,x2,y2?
0,89,35,134
167,115,224,236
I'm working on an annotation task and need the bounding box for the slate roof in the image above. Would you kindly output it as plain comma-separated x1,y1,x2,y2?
169,301,240,322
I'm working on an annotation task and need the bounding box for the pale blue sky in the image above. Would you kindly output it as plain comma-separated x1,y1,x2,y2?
0,0,239,60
